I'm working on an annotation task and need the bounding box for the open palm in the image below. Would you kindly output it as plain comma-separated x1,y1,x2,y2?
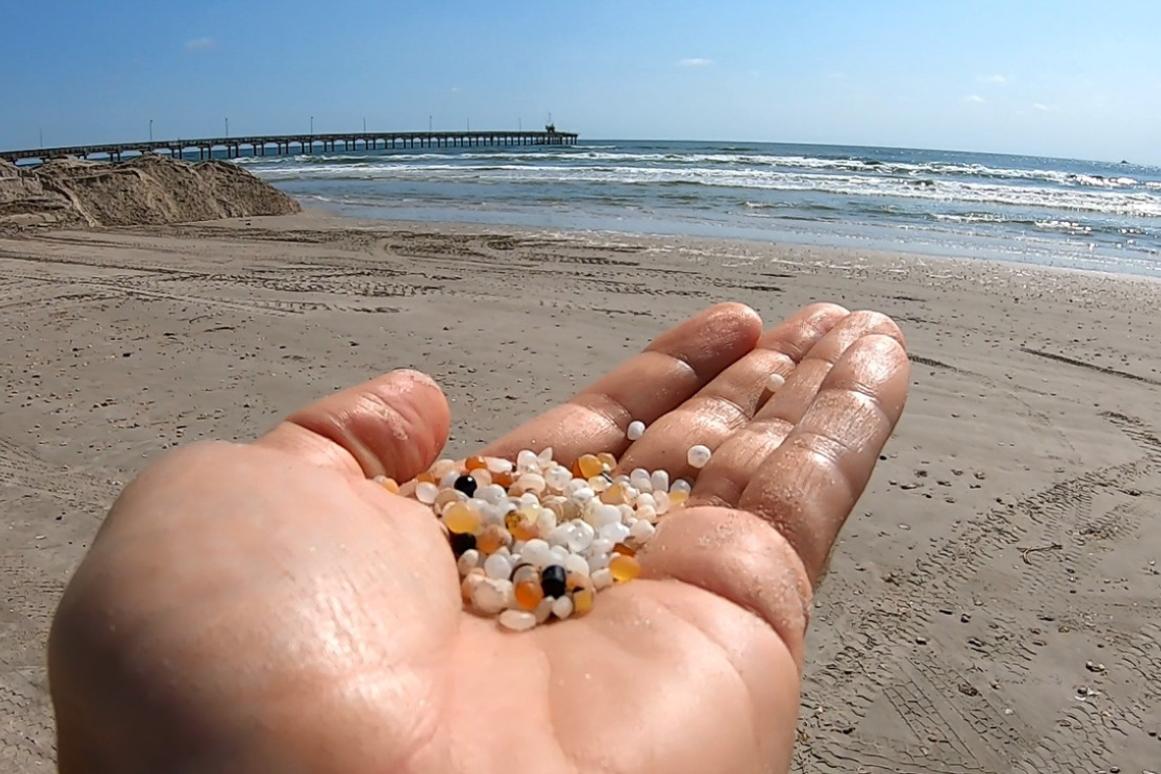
49,302,909,774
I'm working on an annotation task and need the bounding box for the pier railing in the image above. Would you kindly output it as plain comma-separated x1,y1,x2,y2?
1,130,579,163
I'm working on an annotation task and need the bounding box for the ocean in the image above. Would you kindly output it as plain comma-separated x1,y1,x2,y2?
232,140,1161,277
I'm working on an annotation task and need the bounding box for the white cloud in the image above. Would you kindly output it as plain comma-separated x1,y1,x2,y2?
1032,102,1056,112
963,94,986,104
677,57,714,67
977,74,1007,84
184,37,215,51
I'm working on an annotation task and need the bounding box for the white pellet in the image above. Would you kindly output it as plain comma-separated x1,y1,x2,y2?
416,481,439,504
536,507,558,534
567,520,595,552
522,539,553,568
499,609,538,632
476,484,507,504
564,553,590,576
486,456,513,474
588,552,611,572
599,521,630,544
626,420,646,441
472,578,513,615
629,519,656,542
516,449,539,471
589,538,615,556
591,504,622,528
456,549,480,576
767,372,786,391
534,596,555,624
671,479,693,495
687,444,712,469
552,595,574,620
484,553,513,580
651,469,670,493
591,568,614,590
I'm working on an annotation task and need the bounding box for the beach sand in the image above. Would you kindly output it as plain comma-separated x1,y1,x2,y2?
1,212,1159,772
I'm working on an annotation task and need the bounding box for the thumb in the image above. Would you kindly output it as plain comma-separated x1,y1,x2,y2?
256,369,451,481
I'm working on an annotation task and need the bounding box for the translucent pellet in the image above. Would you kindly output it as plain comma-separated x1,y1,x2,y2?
626,420,646,441
416,481,439,504
767,372,786,391
687,444,712,469
609,553,641,583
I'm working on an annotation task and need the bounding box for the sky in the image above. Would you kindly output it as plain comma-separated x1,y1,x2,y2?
2,0,1159,163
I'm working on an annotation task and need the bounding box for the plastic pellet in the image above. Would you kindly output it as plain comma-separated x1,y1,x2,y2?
767,373,786,392
552,595,574,620
443,502,482,534
499,609,538,632
626,420,646,440
687,444,712,469
416,481,439,504
609,553,641,583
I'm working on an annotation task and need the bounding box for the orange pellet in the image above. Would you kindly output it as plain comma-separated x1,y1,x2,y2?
572,588,595,616
668,490,689,506
600,482,628,505
444,502,482,534
505,508,540,541
492,470,514,487
477,525,510,554
577,454,604,479
416,471,436,484
515,579,544,611
613,542,636,557
609,554,641,582
597,452,617,469
465,455,487,471
379,477,400,494
567,571,594,596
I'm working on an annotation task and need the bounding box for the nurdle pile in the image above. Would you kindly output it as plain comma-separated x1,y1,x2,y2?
375,421,715,632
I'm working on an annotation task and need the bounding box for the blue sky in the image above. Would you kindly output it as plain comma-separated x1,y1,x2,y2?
2,0,1159,162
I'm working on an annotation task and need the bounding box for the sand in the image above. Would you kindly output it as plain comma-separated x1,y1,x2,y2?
0,155,298,229
1,213,1159,772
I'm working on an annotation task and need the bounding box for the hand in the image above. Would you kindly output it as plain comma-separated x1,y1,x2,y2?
49,302,909,774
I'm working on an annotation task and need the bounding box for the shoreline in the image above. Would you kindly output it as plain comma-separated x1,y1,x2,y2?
232,206,1161,286
2,211,1160,771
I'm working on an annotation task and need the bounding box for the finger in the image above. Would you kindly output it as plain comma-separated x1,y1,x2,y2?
736,334,910,585
618,303,849,478
483,302,762,464
256,369,450,481
692,312,904,508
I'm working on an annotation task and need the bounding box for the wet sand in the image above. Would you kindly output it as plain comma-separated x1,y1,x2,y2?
1,212,1159,772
